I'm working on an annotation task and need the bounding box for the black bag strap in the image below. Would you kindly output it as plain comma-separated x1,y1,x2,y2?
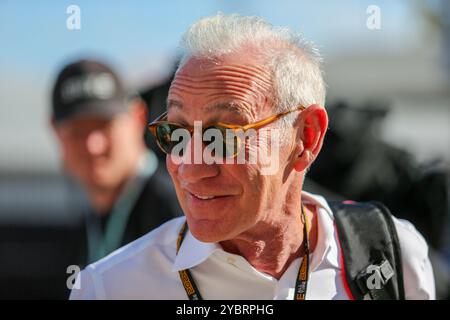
330,201,405,300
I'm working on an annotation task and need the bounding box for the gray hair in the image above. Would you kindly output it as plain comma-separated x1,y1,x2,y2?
176,13,326,128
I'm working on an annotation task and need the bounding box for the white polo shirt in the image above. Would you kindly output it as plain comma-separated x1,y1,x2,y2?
70,192,435,300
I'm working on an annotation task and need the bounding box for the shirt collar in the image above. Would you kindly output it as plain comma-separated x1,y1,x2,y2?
172,227,221,272
172,191,339,273
301,191,339,270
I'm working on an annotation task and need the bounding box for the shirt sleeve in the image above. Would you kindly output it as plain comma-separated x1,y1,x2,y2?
69,266,99,300
392,217,436,300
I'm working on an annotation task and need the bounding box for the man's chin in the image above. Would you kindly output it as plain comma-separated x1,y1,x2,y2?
83,176,115,191
187,218,231,243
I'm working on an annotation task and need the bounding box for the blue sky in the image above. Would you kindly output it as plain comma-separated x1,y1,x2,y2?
0,0,418,87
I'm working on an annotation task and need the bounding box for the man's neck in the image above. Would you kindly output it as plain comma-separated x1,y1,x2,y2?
220,202,317,280
88,186,124,215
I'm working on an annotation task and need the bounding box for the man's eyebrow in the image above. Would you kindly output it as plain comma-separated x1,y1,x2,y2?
167,100,245,115
167,99,183,110
204,102,244,115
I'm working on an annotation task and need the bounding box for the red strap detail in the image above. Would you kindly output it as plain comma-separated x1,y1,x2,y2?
342,200,356,204
334,222,356,300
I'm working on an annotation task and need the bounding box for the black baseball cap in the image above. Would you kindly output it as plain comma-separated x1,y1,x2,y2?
52,59,132,123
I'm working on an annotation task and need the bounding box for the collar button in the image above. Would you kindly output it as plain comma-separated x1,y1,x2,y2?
227,257,236,266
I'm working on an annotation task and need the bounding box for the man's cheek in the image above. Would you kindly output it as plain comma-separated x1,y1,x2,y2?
166,156,179,178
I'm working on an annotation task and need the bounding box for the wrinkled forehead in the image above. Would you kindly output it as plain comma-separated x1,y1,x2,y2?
168,54,274,117
176,52,271,79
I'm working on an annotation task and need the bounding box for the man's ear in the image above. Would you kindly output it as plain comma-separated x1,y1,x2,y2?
292,104,328,172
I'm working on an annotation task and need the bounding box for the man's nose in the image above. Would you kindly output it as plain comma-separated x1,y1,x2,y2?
177,162,220,183
86,130,108,155
175,136,220,183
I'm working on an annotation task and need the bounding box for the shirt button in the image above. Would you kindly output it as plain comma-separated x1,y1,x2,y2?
227,257,236,265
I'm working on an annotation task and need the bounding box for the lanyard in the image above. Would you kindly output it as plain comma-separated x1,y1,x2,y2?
176,205,310,300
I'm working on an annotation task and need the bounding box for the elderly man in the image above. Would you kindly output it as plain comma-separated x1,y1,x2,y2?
70,14,435,299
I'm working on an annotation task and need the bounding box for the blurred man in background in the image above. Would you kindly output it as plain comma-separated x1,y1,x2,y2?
51,59,181,265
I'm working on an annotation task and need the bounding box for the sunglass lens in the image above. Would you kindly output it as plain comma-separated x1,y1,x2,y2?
203,126,240,158
155,123,188,155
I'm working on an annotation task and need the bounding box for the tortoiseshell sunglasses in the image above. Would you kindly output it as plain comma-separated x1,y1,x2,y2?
148,105,306,158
